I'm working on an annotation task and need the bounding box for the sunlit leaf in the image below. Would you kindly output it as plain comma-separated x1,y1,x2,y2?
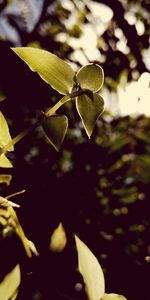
12,47,75,95
76,64,104,92
76,93,104,138
102,293,127,300
42,115,68,151
0,264,21,300
75,235,105,300
49,222,67,252
0,155,13,168
0,174,12,186
0,112,13,151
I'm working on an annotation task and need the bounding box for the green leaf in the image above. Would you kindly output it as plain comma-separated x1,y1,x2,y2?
0,155,13,168
11,47,75,95
76,64,104,92
102,293,127,300
0,112,13,151
0,174,12,186
42,115,68,151
76,93,104,138
0,264,20,300
75,235,105,300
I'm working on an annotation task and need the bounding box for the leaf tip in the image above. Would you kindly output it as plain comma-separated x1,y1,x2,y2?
11,47,18,53
49,222,67,252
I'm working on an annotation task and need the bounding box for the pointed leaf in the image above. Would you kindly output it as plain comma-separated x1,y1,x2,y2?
76,64,104,92
75,235,105,300
0,155,13,168
76,93,104,138
0,264,20,300
0,112,13,151
49,223,67,252
42,115,68,151
102,294,127,300
12,47,75,95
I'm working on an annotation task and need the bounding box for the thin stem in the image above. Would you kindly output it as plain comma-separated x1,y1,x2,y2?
0,122,38,156
45,89,85,117
6,189,26,200
0,89,85,156
45,94,71,117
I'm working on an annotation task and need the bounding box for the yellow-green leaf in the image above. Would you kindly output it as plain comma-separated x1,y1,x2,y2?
49,222,67,252
75,235,105,300
0,155,13,168
0,112,13,151
76,93,104,138
102,294,127,300
0,264,21,300
42,115,68,151
76,64,104,92
11,47,75,95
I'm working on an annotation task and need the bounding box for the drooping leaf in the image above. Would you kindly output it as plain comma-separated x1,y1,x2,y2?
76,64,104,92
0,264,21,300
0,174,12,186
102,293,127,300
0,154,13,168
27,240,39,256
0,112,13,151
0,199,33,258
49,222,67,252
76,93,104,138
8,206,32,258
42,115,68,151
75,235,105,300
12,47,75,95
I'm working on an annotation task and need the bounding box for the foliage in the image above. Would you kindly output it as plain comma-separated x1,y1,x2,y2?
0,46,126,300
0,0,150,299
0,264,20,300
10,46,104,150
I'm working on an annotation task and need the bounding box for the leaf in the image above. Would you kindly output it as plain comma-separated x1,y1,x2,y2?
8,206,32,258
76,64,104,92
76,93,104,138
0,112,13,151
0,199,33,258
0,155,13,168
102,293,127,300
0,174,12,186
27,240,39,256
0,264,21,300
49,223,67,252
42,115,68,151
12,47,75,95
75,235,105,300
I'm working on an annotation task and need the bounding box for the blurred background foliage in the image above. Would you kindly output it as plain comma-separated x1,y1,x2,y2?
0,0,150,299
